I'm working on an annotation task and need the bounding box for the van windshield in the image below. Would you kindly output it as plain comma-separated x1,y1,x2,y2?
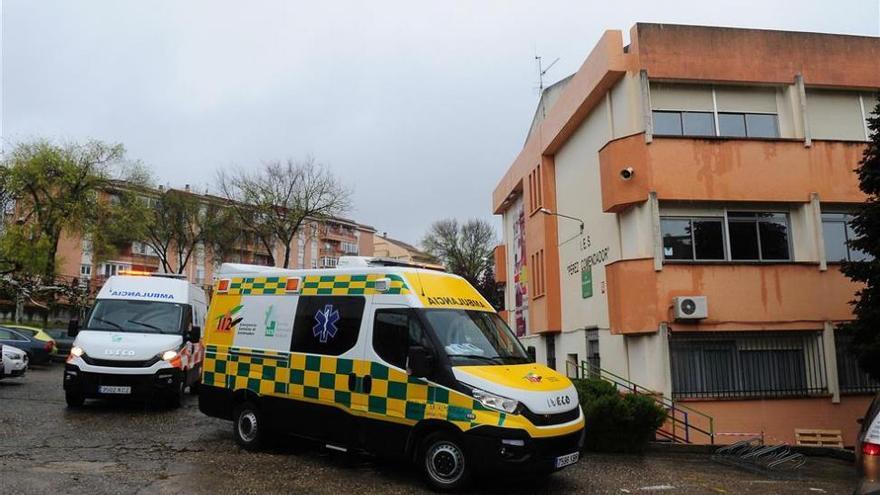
85,300,185,334
421,309,529,366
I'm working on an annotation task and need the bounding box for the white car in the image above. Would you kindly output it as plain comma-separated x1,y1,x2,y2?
1,344,28,379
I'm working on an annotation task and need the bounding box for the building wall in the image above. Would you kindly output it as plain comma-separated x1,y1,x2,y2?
493,23,880,443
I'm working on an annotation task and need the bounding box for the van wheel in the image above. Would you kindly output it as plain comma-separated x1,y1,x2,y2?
166,379,185,408
233,401,266,451
188,379,200,395
421,431,471,491
65,391,85,408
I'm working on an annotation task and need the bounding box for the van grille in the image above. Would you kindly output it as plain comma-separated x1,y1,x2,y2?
521,405,580,426
82,355,160,368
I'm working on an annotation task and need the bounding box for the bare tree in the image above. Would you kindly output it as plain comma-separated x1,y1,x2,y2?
422,218,496,286
216,157,352,268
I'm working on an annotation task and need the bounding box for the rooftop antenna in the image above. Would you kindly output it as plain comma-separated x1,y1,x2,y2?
535,55,560,93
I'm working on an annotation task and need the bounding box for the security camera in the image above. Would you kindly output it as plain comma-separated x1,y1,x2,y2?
620,167,634,180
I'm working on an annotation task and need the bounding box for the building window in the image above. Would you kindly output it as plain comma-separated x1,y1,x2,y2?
727,212,790,261
341,242,358,255
530,249,545,298
320,257,338,268
835,329,880,394
717,112,779,138
528,164,543,213
669,332,827,399
653,110,780,138
661,211,790,262
101,263,127,277
822,213,870,263
661,217,725,261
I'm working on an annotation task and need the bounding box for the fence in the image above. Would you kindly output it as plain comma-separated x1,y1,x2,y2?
669,331,828,400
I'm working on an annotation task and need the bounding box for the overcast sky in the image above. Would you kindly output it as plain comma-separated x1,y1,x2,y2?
2,1,879,246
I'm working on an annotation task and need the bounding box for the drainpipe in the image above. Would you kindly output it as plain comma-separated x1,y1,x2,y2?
823,321,840,404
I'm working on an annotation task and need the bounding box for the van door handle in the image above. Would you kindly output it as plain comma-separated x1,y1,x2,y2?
347,373,357,392
362,375,372,394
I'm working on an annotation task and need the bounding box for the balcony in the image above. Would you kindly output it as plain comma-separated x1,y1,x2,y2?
605,258,860,334
598,134,867,212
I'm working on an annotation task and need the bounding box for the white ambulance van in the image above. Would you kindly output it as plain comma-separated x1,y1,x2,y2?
199,258,584,490
64,273,208,408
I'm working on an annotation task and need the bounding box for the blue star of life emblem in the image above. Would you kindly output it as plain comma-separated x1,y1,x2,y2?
313,304,340,343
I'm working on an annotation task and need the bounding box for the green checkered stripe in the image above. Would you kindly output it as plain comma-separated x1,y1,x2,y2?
300,273,410,296
223,277,288,295
203,345,499,429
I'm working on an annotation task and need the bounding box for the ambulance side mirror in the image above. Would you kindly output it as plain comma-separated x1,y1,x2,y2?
407,346,434,378
188,325,201,343
526,346,537,363
68,319,80,338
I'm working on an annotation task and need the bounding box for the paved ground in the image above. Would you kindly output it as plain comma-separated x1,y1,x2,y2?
0,364,860,494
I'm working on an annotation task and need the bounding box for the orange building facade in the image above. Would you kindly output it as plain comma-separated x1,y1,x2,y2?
492,23,880,445
55,184,376,294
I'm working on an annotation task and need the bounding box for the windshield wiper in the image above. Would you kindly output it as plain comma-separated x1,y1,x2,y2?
126,319,164,333
446,354,504,364
92,317,123,330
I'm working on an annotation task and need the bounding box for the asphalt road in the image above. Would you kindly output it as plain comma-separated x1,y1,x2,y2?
0,364,860,494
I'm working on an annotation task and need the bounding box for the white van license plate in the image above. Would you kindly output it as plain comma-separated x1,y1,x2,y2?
99,385,131,395
555,452,579,468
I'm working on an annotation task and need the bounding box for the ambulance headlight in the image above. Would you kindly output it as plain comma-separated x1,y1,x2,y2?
161,350,179,361
70,346,84,357
472,388,519,414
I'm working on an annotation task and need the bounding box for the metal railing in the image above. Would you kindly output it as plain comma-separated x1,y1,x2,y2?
578,360,715,445
669,331,828,400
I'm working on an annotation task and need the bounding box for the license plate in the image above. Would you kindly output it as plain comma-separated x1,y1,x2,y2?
555,452,579,468
99,385,131,395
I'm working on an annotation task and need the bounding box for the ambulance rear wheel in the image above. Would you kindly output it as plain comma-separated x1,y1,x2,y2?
233,401,266,451
421,432,471,491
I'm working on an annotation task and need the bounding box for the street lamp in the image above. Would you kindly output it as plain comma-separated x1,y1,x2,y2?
538,207,584,234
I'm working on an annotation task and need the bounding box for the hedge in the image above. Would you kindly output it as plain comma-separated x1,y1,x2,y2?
573,378,668,453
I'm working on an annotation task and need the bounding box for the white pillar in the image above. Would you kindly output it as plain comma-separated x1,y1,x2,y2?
823,321,840,404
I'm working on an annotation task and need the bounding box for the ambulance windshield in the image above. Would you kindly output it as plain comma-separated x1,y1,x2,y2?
85,299,185,335
422,309,529,366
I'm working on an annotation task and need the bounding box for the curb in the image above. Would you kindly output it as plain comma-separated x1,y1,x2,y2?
645,442,855,462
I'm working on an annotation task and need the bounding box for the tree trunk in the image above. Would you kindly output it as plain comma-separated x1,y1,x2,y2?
14,294,23,324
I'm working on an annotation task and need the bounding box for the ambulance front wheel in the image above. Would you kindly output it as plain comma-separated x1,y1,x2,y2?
233,401,267,451
65,390,85,408
421,431,472,491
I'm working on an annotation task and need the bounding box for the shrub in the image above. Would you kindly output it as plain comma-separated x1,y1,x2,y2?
574,378,668,453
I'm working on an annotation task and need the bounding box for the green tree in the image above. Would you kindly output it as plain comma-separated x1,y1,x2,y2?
841,98,880,380
3,139,126,279
422,218,496,289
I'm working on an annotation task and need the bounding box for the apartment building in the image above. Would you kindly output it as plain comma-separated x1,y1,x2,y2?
492,23,880,445
373,233,443,269
55,184,376,291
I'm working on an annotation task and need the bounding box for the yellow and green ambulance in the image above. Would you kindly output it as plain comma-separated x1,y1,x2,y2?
198,257,584,490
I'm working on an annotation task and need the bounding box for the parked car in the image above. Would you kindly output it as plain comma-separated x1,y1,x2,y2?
5,325,56,345
0,327,53,365
0,344,28,379
44,327,74,361
856,393,880,495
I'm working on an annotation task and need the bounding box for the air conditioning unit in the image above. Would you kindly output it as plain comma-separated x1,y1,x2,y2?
673,296,708,320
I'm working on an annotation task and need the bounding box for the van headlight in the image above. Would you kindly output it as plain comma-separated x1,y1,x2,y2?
70,346,84,357
161,350,179,361
472,388,519,414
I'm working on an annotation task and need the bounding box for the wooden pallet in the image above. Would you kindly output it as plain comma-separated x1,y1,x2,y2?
794,429,844,448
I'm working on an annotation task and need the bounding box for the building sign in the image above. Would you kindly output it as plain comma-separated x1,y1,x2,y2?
581,266,592,299
513,202,529,337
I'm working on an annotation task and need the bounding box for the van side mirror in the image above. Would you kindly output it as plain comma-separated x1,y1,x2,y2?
68,319,80,338
189,325,202,343
527,346,537,363
407,346,434,378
